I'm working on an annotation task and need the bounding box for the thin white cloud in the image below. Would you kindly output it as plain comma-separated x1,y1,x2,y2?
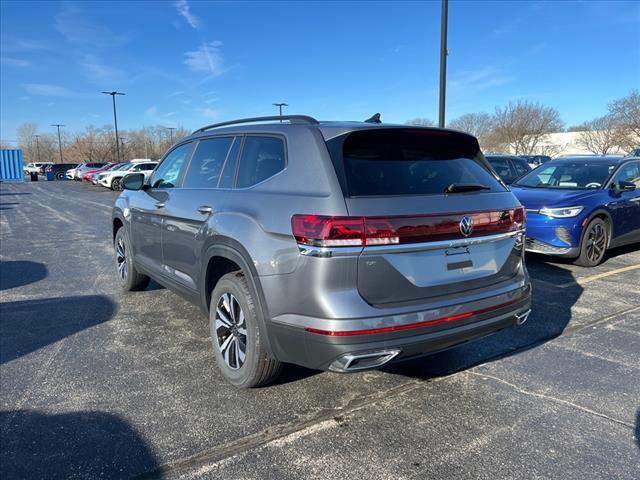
146,106,179,126
449,66,514,94
79,55,126,83
54,4,132,47
184,42,226,76
175,0,201,29
204,97,219,104
168,90,185,97
0,37,49,52
197,107,221,119
0,57,31,67
22,83,82,97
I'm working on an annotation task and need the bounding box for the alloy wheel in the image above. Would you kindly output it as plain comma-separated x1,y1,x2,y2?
116,237,128,281
215,293,247,370
585,223,606,263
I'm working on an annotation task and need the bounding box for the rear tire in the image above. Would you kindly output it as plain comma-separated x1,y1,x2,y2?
111,178,123,191
574,218,608,267
55,172,64,180
210,272,282,388
114,227,150,291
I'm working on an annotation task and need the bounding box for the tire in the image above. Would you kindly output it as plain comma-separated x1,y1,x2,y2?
114,227,150,291
111,178,122,191
210,272,282,388
574,218,608,267
55,172,64,180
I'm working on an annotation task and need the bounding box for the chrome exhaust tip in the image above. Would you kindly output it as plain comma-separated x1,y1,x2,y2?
329,349,401,373
515,309,531,326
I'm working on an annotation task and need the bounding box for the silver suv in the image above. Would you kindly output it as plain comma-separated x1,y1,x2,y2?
112,115,532,388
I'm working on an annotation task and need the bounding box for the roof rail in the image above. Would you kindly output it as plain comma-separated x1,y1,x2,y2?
193,115,319,134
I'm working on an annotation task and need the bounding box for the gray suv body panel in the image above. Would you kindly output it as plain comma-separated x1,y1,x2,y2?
113,119,531,373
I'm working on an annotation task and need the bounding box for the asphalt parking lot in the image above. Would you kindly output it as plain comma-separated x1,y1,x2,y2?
1,180,639,479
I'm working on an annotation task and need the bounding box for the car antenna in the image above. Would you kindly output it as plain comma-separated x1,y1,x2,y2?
364,113,381,124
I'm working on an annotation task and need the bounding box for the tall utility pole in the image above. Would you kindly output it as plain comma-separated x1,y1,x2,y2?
272,102,288,122
165,127,176,144
438,0,448,128
51,124,65,163
102,91,125,162
32,135,41,163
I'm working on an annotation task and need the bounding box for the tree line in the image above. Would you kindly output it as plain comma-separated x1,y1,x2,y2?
3,90,638,163
406,90,639,156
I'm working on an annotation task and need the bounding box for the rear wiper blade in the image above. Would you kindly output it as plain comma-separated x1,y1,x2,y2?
445,183,491,193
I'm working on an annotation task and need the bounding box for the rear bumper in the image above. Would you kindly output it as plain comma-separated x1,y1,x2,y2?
268,284,531,371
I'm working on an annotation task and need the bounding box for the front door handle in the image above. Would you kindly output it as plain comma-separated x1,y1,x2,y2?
197,205,213,215
155,202,165,209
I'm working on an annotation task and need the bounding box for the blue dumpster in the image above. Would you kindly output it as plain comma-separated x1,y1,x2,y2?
0,149,25,182
47,171,55,181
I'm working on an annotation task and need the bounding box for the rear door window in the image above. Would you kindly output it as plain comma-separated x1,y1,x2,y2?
332,129,504,196
183,137,233,188
236,136,285,188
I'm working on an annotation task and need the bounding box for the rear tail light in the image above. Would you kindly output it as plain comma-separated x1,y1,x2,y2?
292,208,526,247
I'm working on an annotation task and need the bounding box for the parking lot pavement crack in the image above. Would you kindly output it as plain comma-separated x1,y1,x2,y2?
466,371,634,430
135,379,427,479
561,305,640,336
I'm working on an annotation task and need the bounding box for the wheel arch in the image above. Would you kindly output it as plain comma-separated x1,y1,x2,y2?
583,208,613,248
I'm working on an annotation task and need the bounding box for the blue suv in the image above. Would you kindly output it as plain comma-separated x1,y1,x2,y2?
511,156,640,266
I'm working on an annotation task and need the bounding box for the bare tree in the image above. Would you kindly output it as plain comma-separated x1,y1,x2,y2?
576,115,621,155
492,100,564,155
405,118,435,126
447,113,494,147
608,90,640,151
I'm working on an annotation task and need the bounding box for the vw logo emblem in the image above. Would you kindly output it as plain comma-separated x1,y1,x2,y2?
459,216,473,237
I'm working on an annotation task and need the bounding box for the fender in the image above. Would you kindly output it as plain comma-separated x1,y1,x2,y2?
200,239,277,359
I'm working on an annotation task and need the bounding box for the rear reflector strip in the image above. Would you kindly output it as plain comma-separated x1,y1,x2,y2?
291,208,525,248
304,297,524,336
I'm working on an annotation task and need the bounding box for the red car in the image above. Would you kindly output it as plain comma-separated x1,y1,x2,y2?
82,163,117,182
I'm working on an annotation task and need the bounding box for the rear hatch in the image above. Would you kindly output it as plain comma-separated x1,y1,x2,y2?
325,128,524,306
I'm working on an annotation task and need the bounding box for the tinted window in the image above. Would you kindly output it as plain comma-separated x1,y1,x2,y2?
133,163,157,171
512,158,530,177
514,162,616,189
614,161,640,187
236,136,285,188
151,143,192,189
337,129,503,196
218,137,241,188
486,157,514,182
184,137,233,188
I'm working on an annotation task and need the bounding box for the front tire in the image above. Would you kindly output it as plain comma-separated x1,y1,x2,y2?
111,178,123,191
210,272,281,388
575,218,608,267
114,227,150,291
55,172,64,180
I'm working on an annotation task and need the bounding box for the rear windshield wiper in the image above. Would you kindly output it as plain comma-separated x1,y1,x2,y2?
445,183,491,193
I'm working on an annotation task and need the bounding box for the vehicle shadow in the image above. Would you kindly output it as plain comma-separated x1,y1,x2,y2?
0,192,31,196
527,241,639,265
385,260,583,379
0,410,159,478
0,260,48,291
0,295,116,364
636,408,640,451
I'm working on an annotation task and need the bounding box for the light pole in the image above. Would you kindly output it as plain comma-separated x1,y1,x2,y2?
32,135,41,163
51,124,65,163
165,127,176,144
438,0,448,128
102,91,125,162
272,102,288,122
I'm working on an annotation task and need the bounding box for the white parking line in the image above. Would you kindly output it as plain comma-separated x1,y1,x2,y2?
557,264,640,288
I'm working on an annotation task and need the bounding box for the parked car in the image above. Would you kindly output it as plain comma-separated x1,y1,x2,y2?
485,155,532,184
82,163,117,182
112,115,532,388
98,161,157,190
45,163,78,180
511,155,639,266
72,162,109,181
519,155,552,169
24,162,53,175
626,148,640,157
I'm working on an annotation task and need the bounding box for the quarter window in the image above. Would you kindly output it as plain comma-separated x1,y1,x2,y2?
236,136,285,188
151,143,192,189
183,137,233,188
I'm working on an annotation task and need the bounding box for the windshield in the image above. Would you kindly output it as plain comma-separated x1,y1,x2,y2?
514,162,616,189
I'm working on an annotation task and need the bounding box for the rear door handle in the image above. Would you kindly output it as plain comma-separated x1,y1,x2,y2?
155,202,165,209
197,205,213,215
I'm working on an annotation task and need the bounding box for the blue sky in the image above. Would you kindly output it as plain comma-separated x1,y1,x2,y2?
1,0,639,141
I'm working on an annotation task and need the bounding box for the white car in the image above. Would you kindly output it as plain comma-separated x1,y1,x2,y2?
97,161,158,190
24,162,53,175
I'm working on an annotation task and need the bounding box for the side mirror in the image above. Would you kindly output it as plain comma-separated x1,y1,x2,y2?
122,173,145,191
614,180,636,192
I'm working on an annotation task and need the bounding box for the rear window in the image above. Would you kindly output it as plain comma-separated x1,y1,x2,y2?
332,129,504,196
